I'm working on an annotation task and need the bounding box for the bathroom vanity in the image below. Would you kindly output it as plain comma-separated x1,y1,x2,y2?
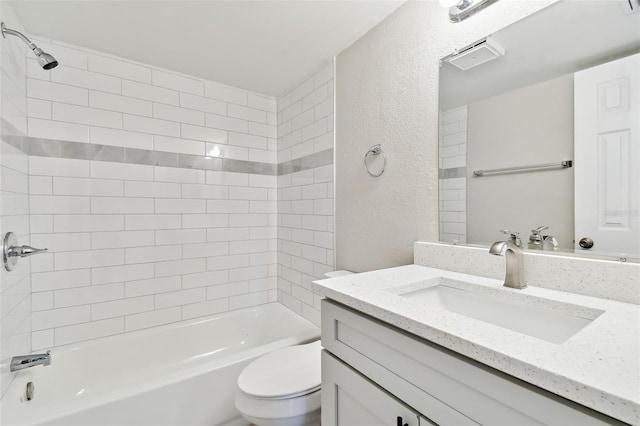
312,263,639,425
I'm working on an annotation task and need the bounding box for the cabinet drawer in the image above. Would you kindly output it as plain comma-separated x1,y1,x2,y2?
321,299,623,426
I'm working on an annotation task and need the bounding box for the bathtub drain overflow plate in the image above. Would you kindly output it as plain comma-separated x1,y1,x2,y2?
26,382,34,401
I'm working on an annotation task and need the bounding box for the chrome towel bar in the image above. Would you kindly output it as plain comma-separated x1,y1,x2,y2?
473,160,572,177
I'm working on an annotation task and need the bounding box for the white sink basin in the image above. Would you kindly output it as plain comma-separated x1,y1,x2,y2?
396,277,604,344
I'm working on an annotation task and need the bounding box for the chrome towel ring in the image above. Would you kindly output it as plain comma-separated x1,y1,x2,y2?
364,144,386,177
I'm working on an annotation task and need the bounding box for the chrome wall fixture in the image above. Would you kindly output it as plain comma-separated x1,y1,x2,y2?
10,351,51,372
472,160,573,177
364,144,386,177
2,232,48,271
439,0,501,22
1,22,58,69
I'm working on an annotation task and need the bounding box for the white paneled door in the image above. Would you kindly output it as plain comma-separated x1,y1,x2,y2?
574,53,640,258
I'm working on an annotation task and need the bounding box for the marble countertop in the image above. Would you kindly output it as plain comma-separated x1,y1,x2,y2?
312,264,640,425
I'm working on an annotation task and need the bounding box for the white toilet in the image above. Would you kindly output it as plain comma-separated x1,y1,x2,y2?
235,270,352,426
234,340,322,426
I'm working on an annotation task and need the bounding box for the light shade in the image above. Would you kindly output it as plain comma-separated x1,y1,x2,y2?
443,0,501,22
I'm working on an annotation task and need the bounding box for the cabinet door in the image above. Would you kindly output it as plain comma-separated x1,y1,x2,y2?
322,351,422,426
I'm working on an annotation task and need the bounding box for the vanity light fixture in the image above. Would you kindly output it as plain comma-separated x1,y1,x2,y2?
439,0,501,22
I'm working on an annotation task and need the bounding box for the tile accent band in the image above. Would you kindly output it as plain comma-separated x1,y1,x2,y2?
1,119,332,176
439,167,466,179
277,149,334,175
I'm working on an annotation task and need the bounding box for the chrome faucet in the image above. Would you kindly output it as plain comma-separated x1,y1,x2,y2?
489,230,526,289
528,226,548,250
528,226,558,251
10,351,51,372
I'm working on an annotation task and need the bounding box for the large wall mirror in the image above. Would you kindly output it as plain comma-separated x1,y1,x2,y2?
438,0,640,260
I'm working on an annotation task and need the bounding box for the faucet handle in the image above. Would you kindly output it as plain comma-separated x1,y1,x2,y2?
531,225,549,235
499,229,519,237
499,229,522,247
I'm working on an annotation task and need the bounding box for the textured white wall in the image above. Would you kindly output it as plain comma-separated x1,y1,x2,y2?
335,0,556,272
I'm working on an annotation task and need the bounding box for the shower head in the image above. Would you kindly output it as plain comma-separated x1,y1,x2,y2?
32,47,58,70
1,22,58,70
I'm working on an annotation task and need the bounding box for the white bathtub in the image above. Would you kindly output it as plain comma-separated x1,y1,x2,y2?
1,303,319,426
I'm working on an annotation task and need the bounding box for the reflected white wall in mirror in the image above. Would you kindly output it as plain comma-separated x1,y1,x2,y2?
438,0,640,260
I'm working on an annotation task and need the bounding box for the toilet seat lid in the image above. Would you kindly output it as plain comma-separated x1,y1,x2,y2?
238,340,322,399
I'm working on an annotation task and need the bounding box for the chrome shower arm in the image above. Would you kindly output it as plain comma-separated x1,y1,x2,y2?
1,24,37,50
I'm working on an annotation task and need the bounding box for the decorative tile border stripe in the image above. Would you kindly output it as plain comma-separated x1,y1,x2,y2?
278,149,333,175
439,166,466,179
2,118,333,176
0,118,29,154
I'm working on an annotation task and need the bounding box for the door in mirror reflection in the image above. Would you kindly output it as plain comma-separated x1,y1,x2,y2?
574,53,640,258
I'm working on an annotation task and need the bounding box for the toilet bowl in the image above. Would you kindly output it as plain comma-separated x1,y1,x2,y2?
234,340,322,426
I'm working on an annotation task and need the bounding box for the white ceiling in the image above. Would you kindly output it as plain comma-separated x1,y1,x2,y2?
8,0,405,96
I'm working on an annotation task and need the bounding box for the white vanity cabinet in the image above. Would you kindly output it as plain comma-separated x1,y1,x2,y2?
320,299,625,426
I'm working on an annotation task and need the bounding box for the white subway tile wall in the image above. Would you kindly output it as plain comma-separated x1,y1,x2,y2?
27,35,278,160
0,1,31,398
28,157,281,348
277,61,334,326
25,38,280,349
439,105,467,244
